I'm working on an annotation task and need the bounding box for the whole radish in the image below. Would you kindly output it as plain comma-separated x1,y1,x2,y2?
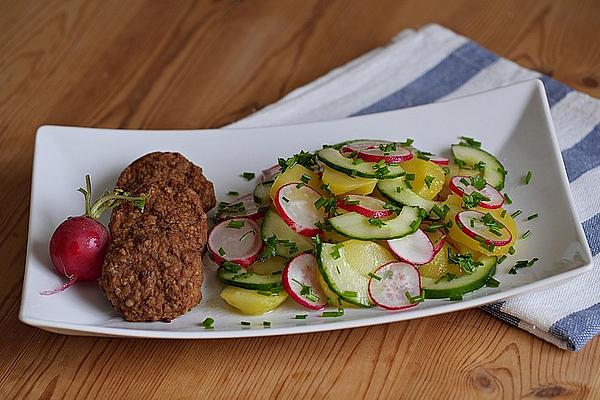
43,175,146,295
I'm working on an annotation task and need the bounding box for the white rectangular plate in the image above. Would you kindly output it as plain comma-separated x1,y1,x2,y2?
20,80,592,338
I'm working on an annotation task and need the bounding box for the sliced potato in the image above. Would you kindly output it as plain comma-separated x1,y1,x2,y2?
220,286,288,315
321,166,377,195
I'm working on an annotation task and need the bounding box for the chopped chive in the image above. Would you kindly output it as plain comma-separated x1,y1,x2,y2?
510,209,522,218
524,170,532,185
368,272,382,281
527,213,538,221
396,186,403,193
470,219,475,228
241,172,255,181
497,255,507,264
424,175,435,189
486,277,501,288
305,293,319,302
503,193,513,205
522,230,532,239
263,321,271,327
368,218,386,228
201,317,214,328
459,177,470,186
501,210,507,218
241,321,251,326
227,191,239,196
508,246,515,255
218,247,226,256
239,230,256,242
330,243,344,260
336,265,341,274
489,227,502,236
296,182,305,189
459,136,481,148
227,220,245,229
343,291,358,298
300,174,311,184
405,173,416,181
294,314,308,320
282,196,289,203
321,311,343,318
257,290,274,296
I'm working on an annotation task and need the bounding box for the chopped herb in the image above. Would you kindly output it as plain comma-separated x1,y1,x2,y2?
343,291,358,298
434,272,459,284
282,196,290,203
239,230,256,242
410,219,420,231
241,172,255,181
270,286,284,293
522,230,532,239
510,209,522,218
454,158,467,169
486,277,501,288
222,261,242,273
424,175,435,189
470,219,475,228
217,201,246,216
294,314,308,320
278,151,317,173
508,246,515,255
497,255,507,264
227,191,239,196
473,161,486,172
442,166,451,175
459,136,482,148
295,182,305,189
336,265,341,274
321,308,344,318
352,156,364,165
527,213,538,221
263,321,271,327
459,177,470,186
342,197,360,206
320,183,334,196
404,290,425,304
417,152,431,161
368,272,382,281
330,243,344,260
257,290,275,296
448,248,483,274
241,321,251,326
201,317,214,329
430,204,450,220
383,202,402,215
368,218,387,228
399,138,414,147
501,209,507,218
508,257,539,274
379,142,397,154
372,160,391,178
300,174,311,184
503,193,513,205
405,173,416,181
462,192,490,209
227,220,245,229
315,220,333,232
524,170,533,185
396,186,403,193
469,175,487,190
218,247,226,256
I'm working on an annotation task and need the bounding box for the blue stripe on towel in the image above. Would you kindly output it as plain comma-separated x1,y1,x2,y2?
583,213,600,256
481,302,521,326
353,42,498,116
539,75,573,107
561,123,600,182
550,302,600,351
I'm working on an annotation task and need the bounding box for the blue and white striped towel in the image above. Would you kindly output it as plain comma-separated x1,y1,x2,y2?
229,24,600,351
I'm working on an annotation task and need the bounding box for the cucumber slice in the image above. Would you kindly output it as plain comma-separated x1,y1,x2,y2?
217,267,283,291
254,180,274,206
260,209,314,259
422,256,497,299
328,206,423,240
316,243,373,307
377,178,438,212
451,145,506,190
251,255,286,275
316,147,406,179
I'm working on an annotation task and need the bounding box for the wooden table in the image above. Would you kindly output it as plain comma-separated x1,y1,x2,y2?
2,1,599,398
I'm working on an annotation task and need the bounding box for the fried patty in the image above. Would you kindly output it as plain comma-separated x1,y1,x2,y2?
100,152,213,322
116,152,216,212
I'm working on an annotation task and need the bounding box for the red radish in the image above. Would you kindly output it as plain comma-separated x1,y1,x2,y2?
455,210,512,246
208,218,262,268
44,175,146,295
429,156,449,166
216,193,265,222
283,253,327,310
423,227,446,256
368,261,421,310
260,164,281,183
342,140,392,154
273,183,325,237
449,176,504,209
336,195,392,219
356,146,413,163
387,229,435,265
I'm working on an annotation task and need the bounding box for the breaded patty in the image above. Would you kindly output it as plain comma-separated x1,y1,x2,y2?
109,182,208,251
100,232,203,322
116,152,216,212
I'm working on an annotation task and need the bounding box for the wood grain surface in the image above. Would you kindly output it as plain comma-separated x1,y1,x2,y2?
1,1,600,399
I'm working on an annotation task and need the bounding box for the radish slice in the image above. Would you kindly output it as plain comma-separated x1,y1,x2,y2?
283,253,327,310
273,183,325,237
430,156,449,166
260,164,281,183
342,140,392,154
387,229,435,265
455,210,512,246
336,195,392,218
423,228,446,256
368,261,421,310
208,218,262,267
216,194,265,221
357,146,413,163
449,176,504,209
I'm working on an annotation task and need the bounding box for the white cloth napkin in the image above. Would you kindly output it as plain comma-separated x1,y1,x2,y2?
228,24,600,351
